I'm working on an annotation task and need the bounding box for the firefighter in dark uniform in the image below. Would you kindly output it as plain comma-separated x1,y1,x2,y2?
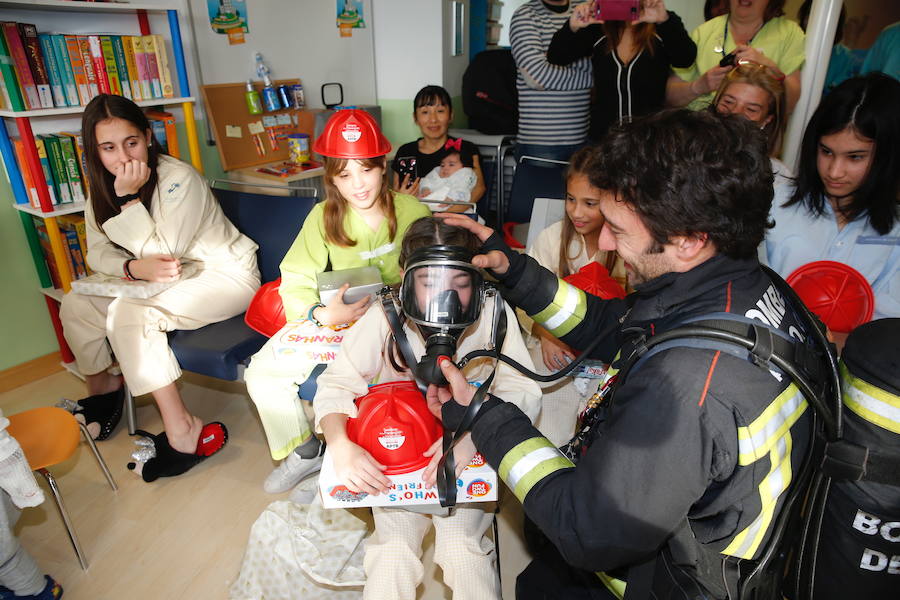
434,110,815,599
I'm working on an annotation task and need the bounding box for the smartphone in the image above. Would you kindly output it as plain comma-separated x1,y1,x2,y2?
719,52,737,68
596,0,639,22
396,156,417,183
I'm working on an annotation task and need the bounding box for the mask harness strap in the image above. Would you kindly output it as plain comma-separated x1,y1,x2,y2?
379,288,429,396
437,290,507,507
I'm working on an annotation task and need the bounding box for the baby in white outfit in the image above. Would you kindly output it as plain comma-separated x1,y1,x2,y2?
419,151,477,207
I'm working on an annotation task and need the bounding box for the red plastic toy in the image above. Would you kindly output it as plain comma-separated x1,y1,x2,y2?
312,108,391,159
564,261,627,300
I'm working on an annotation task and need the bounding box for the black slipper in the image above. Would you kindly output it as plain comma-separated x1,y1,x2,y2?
127,422,228,482
71,388,124,441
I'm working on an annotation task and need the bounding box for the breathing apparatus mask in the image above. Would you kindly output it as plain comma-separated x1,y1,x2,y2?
397,245,485,385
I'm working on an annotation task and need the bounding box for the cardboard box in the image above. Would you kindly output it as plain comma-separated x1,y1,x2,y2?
319,450,498,509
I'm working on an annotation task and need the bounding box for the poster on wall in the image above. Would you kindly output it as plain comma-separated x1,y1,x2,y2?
208,0,249,44
337,0,365,37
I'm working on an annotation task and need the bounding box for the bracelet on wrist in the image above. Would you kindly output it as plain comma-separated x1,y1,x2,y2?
123,259,139,281
307,303,326,327
117,192,140,206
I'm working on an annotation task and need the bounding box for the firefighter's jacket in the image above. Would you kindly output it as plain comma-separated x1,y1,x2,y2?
463,250,814,597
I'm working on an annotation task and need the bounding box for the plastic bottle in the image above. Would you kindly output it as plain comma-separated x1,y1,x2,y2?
244,80,262,114
254,52,279,112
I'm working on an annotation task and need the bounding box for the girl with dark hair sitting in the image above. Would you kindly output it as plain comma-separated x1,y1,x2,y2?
765,73,900,320
59,94,260,480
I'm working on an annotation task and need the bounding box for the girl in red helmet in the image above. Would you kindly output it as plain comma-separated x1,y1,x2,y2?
315,216,541,600
244,109,431,497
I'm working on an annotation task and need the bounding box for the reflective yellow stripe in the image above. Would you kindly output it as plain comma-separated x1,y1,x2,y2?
723,431,794,559
737,384,807,465
596,573,626,599
498,437,574,503
532,281,587,338
841,362,900,434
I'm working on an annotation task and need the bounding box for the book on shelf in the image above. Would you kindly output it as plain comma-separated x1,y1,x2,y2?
57,131,88,198
37,33,66,107
51,34,80,107
131,35,152,100
18,23,54,109
121,35,141,102
11,138,39,207
0,30,25,112
56,134,86,203
31,215,63,289
1,22,39,109
33,137,59,206
150,34,174,99
109,35,132,100
142,34,163,99
57,214,91,276
76,36,100,101
98,36,122,97
64,35,92,106
38,134,73,204
57,216,87,280
87,35,111,95
146,110,178,158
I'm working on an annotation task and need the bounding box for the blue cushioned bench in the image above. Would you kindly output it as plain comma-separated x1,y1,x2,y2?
124,180,318,434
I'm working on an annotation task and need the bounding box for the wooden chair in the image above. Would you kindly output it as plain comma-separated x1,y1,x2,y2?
6,407,117,570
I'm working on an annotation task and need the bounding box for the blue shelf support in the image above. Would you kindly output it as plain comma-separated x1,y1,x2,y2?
167,9,191,97
0,121,29,205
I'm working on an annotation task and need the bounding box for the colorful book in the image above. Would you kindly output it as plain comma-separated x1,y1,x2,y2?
12,138,39,207
109,35,132,100
87,35,110,94
31,215,64,289
18,24,53,108
77,36,100,100
63,35,90,105
37,34,66,107
150,34,173,98
131,35,152,99
98,36,121,96
57,131,88,199
38,134,73,204
0,30,25,111
1,22,39,109
146,110,178,158
55,134,86,203
50,34,79,106
121,35,141,102
142,34,162,99
57,214,91,275
34,137,59,206
57,218,87,279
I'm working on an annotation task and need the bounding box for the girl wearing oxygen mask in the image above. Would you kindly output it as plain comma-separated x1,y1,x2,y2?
243,109,431,499
315,217,540,600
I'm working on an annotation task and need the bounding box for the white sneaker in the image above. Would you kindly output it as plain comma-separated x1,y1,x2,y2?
263,451,323,494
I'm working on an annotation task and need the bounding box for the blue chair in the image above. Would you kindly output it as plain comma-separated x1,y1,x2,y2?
124,180,318,434
504,155,568,226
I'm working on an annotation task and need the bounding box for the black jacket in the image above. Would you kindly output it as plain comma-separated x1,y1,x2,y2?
464,250,813,598
548,12,696,140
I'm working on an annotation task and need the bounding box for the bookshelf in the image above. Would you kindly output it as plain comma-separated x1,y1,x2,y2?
0,0,203,364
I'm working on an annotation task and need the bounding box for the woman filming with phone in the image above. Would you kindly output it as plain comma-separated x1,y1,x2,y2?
391,85,486,206
548,0,696,141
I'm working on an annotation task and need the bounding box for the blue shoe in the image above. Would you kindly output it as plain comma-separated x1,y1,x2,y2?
0,576,62,600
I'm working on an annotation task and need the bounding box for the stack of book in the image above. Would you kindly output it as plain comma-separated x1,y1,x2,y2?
0,21,175,111
32,213,92,289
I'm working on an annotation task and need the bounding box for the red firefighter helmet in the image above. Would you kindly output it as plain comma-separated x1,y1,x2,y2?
244,278,286,338
346,381,442,475
312,108,391,159
564,261,627,300
786,260,874,333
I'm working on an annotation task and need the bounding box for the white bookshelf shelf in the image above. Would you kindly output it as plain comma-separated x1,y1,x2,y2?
14,201,86,218
0,1,183,14
39,286,64,302
0,96,196,119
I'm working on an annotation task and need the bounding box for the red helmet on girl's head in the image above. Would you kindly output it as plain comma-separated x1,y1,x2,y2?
313,108,391,159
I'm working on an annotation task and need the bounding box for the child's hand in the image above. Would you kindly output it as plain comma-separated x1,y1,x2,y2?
316,284,370,325
128,256,181,282
113,159,150,197
421,433,477,487
570,1,602,32
540,336,576,371
329,438,392,495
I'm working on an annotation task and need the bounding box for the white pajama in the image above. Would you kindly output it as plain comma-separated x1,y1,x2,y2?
364,506,498,600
